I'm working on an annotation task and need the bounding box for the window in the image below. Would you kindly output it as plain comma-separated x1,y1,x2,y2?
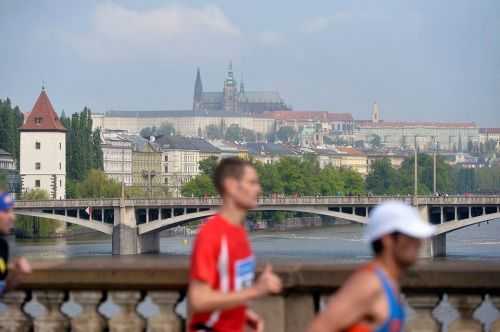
35,180,40,187
59,180,62,187
164,165,168,173
59,142,62,150
59,162,62,170
164,155,168,162
34,117,43,125
35,162,41,170
36,142,41,149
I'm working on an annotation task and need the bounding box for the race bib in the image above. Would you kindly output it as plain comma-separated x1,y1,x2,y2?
234,256,255,291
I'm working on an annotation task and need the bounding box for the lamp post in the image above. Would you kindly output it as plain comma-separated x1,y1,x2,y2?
414,136,418,197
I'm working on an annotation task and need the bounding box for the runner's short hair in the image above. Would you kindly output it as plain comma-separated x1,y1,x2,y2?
213,157,254,195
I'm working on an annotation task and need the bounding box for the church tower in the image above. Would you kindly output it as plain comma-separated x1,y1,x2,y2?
193,67,203,112
20,87,67,199
372,102,380,123
223,61,238,113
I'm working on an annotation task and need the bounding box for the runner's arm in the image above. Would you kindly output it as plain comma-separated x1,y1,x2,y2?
188,279,262,313
306,271,380,332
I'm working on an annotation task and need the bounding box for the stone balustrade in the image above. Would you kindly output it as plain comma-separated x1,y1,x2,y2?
0,258,499,331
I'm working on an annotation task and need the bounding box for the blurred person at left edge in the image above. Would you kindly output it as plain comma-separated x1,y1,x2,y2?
0,191,32,295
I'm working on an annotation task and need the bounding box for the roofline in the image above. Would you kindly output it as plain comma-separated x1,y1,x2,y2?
19,128,67,133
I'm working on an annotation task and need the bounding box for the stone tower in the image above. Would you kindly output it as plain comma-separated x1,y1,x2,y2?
193,67,203,112
223,61,238,113
372,102,380,123
20,88,67,199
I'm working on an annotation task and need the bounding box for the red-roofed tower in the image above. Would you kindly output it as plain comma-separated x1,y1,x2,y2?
20,87,67,199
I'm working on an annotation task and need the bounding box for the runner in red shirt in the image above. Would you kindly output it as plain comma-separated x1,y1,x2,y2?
188,157,282,332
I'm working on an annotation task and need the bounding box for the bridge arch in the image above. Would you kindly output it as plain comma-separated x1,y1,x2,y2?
138,207,367,235
435,212,500,235
15,211,113,235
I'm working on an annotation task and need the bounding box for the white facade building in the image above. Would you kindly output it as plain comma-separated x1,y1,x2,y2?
19,89,66,199
101,131,133,185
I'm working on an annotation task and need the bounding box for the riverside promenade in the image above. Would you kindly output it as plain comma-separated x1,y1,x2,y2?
1,257,500,331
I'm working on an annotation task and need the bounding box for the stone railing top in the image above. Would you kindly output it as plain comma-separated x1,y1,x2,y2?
13,195,500,209
17,257,500,293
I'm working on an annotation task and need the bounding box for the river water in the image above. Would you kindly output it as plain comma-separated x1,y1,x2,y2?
10,220,500,261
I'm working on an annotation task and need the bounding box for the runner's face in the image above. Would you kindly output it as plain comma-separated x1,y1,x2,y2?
0,209,14,235
392,234,422,268
226,166,261,210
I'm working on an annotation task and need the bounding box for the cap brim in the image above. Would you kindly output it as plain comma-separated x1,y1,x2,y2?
396,220,436,239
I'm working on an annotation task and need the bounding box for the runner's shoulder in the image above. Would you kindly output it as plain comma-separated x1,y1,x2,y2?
343,265,383,297
197,215,225,237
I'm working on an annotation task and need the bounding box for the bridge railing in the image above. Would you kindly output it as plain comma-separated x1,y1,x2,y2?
14,194,500,210
1,259,499,331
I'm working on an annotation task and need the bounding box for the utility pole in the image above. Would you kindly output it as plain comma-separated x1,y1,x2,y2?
433,137,437,194
414,136,418,197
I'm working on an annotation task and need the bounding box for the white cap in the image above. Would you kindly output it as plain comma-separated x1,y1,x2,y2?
364,201,436,243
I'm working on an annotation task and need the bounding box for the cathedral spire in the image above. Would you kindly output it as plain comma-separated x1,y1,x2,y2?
240,73,245,95
194,67,203,99
193,67,203,112
226,60,234,81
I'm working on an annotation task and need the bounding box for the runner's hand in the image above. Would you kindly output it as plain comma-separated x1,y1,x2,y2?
255,264,282,295
13,257,32,274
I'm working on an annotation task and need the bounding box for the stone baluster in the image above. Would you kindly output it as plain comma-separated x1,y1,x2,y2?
404,295,440,332
251,296,285,332
33,290,69,332
71,291,106,332
147,291,181,332
109,291,145,332
491,296,500,332
0,291,31,332
448,295,483,332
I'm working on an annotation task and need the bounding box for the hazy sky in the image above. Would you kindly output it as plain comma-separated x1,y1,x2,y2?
1,0,499,126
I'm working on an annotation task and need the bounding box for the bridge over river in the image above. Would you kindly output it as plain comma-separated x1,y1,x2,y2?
14,195,500,256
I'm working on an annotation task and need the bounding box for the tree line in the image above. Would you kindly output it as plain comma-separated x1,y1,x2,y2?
181,155,365,197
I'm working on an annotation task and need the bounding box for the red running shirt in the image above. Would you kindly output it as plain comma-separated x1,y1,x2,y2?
189,214,255,332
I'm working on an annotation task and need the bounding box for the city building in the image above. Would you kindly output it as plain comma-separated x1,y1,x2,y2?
19,88,67,199
479,128,500,150
155,136,220,196
0,149,16,171
193,63,289,114
208,140,249,159
264,111,354,135
91,110,276,138
315,147,368,176
101,130,133,185
130,136,162,188
366,153,407,169
244,143,300,164
355,103,479,152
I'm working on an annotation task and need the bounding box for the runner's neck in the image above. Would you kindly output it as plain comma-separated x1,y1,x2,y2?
218,204,247,227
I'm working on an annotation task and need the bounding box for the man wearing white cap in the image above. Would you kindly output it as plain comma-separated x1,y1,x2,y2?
307,201,435,332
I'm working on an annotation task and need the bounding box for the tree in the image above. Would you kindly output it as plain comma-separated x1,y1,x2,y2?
276,126,296,143
140,122,176,139
181,174,216,197
369,134,382,149
225,124,242,142
62,107,103,181
15,189,63,238
199,156,219,178
73,169,121,198
365,158,400,194
0,98,23,163
206,124,224,139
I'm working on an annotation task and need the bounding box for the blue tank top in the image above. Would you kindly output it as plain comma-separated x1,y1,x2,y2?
345,265,406,332
373,267,405,332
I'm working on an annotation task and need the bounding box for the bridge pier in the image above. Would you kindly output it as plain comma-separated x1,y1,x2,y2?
420,234,446,258
112,206,160,255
